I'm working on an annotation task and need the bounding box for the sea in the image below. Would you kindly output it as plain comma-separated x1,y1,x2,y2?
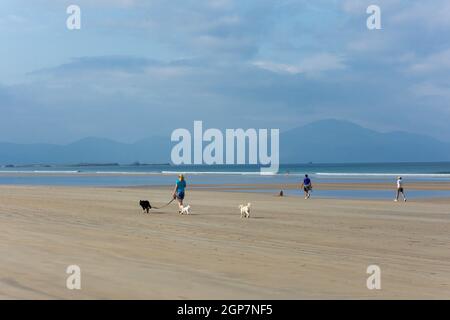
1,162,450,199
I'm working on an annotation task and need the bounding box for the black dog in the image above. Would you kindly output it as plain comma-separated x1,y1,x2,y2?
139,200,152,213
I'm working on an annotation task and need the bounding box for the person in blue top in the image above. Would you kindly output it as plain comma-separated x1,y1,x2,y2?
300,174,312,199
172,174,187,212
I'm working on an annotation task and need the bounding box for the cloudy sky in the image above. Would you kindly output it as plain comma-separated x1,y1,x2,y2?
1,0,449,144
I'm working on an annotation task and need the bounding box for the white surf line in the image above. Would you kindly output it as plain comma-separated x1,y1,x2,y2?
315,172,450,178
161,170,277,176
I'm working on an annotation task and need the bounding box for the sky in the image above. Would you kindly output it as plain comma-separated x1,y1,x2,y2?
1,0,450,144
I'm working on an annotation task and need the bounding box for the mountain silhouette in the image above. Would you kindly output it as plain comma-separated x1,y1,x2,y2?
1,120,449,165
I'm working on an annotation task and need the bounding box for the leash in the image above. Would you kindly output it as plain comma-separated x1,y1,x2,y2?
152,197,176,209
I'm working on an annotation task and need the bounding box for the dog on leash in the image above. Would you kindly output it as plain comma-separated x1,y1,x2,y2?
239,203,251,218
139,200,152,213
180,205,191,215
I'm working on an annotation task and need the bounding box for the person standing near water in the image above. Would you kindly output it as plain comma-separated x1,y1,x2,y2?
394,176,407,202
301,174,313,199
172,174,187,212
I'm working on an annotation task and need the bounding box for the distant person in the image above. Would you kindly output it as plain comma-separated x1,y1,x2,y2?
394,176,407,202
172,174,187,212
301,174,312,199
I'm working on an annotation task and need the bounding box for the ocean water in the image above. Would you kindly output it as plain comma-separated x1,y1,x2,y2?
2,162,450,174
1,162,450,182
1,163,450,199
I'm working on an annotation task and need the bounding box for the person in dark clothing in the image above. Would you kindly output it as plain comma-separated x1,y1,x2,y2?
300,174,312,199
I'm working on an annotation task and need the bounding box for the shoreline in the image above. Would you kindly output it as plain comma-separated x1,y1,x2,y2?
2,170,450,177
2,181,450,199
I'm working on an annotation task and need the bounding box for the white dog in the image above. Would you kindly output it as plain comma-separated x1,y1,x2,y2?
180,205,191,215
239,203,251,218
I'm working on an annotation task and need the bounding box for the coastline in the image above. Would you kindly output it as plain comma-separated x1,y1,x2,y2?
2,177,450,200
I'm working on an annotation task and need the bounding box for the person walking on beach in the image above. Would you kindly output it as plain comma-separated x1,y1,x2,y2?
172,174,187,212
301,174,313,199
394,176,407,202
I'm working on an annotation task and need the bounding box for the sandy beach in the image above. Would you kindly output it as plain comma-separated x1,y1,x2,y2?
1,184,450,299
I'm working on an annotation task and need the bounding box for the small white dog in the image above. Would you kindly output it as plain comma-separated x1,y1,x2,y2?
239,203,251,218
180,205,191,215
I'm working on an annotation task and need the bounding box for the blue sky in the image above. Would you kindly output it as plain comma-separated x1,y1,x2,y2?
1,0,450,144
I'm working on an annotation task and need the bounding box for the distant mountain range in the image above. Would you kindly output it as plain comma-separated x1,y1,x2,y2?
0,136,171,165
280,119,450,163
1,120,449,165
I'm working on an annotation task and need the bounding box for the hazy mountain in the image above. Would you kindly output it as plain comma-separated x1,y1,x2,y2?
0,120,449,165
0,137,170,165
280,119,450,163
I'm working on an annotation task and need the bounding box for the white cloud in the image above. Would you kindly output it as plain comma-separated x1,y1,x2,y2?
341,0,450,30
391,0,450,29
207,0,233,10
252,61,302,74
408,48,450,73
0,14,27,27
412,82,450,99
341,0,402,14
252,53,346,75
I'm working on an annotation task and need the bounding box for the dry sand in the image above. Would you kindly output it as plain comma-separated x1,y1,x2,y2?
0,185,449,299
